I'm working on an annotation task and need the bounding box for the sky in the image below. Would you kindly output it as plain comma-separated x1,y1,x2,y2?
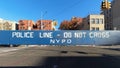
0,0,112,29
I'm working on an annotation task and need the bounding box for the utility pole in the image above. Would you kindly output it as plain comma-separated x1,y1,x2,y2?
41,11,47,30
104,0,107,2
41,12,43,30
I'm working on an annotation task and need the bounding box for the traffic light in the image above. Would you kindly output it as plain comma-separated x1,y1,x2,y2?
101,1,107,10
101,1,111,10
107,2,111,9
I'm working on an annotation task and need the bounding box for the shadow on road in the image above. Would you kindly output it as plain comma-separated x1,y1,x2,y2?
38,56,120,68
0,47,120,68
104,48,120,51
1,55,119,68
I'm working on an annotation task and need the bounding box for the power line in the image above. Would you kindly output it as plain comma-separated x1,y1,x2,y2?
53,0,83,19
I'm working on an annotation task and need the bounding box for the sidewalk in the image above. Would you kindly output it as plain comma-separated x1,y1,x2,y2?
0,46,30,53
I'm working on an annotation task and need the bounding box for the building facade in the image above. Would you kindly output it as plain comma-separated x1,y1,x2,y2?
83,15,105,30
18,20,57,30
18,20,34,30
35,20,53,30
0,19,17,30
111,0,120,30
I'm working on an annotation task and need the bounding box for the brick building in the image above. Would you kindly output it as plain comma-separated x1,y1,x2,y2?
18,20,34,30
35,20,53,30
18,20,56,30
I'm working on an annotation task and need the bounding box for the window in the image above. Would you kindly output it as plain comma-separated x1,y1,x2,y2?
91,18,95,24
20,27,25,30
96,19,99,24
99,19,104,24
20,27,23,29
96,27,99,30
91,27,99,30
88,22,90,25
91,27,95,30
49,22,51,24
42,23,44,26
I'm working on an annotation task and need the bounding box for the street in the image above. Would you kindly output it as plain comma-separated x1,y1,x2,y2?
0,46,120,68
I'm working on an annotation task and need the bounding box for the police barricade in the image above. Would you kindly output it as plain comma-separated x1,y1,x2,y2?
0,30,120,45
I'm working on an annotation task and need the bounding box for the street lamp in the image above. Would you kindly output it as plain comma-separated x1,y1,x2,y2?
41,11,47,30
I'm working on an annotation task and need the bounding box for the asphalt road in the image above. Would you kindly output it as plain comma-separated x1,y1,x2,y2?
0,46,120,68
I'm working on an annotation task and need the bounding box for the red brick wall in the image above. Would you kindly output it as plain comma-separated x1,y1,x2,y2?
35,20,52,30
18,20,34,30
18,20,53,30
